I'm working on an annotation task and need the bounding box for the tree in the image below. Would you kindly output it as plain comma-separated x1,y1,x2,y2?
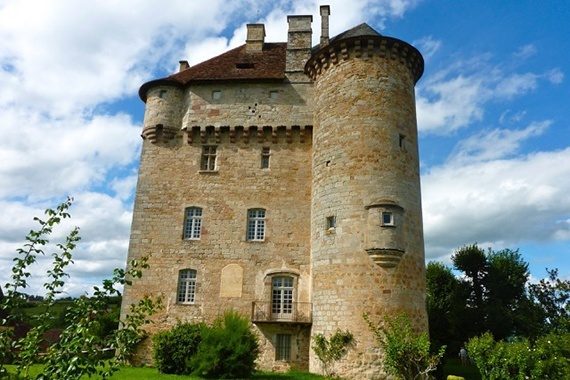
528,268,570,334
0,198,161,379
426,262,469,353
485,249,531,339
449,244,539,340
452,244,487,334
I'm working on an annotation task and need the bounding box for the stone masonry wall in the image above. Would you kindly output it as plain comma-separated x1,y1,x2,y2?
121,80,314,371
310,52,427,379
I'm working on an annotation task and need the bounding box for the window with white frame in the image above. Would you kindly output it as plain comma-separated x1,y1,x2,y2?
381,211,395,226
275,333,291,361
183,207,202,239
177,269,197,304
200,145,217,171
247,208,266,241
272,276,293,319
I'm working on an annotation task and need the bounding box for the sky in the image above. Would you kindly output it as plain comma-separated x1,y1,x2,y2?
0,0,568,296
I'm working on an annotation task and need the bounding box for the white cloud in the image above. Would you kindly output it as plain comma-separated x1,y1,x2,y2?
0,110,140,199
545,68,564,84
417,74,488,133
423,140,570,260
417,55,562,134
513,44,537,60
0,192,133,296
447,121,550,164
414,36,442,60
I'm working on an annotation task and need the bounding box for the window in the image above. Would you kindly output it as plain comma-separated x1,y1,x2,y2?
158,89,167,98
381,211,394,226
247,208,266,241
326,215,336,230
399,134,406,150
269,90,279,100
275,334,291,361
211,90,221,100
200,146,217,171
183,207,202,239
177,269,197,304
272,276,293,319
261,147,271,169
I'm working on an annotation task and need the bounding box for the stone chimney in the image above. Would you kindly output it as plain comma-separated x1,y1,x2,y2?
285,15,313,82
246,24,265,52
178,60,190,72
320,5,330,48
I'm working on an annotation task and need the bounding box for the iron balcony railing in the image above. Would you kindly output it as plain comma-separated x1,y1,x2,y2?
251,301,312,324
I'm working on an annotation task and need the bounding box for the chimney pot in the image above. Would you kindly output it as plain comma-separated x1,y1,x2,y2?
178,60,190,72
320,5,330,48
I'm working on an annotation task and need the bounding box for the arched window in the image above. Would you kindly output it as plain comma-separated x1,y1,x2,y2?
177,269,197,304
247,208,266,241
183,207,202,240
271,276,293,319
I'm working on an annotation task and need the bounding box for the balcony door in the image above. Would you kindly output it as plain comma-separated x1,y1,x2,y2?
271,276,293,320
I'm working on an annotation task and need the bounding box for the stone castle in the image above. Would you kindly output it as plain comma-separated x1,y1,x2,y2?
120,5,427,379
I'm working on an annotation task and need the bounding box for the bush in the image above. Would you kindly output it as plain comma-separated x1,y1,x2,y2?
313,329,354,377
467,332,570,379
153,322,203,374
190,310,259,379
364,313,445,380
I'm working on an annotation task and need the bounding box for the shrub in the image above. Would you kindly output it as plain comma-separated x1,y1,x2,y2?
153,322,204,374
467,332,570,379
190,310,259,379
312,329,354,377
364,313,445,380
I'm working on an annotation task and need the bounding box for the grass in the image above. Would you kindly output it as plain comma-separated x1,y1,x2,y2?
443,358,481,380
3,365,327,379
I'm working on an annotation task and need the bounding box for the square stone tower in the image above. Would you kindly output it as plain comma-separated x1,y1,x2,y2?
121,5,426,378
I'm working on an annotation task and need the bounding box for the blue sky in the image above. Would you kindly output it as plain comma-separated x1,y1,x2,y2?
0,0,568,295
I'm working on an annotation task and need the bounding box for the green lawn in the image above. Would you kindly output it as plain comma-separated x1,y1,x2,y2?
443,358,481,380
4,365,327,379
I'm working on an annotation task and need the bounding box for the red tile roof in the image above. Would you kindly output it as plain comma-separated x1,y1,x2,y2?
139,43,286,101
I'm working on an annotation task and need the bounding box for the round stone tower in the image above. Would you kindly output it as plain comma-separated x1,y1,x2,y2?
139,82,184,143
306,25,426,378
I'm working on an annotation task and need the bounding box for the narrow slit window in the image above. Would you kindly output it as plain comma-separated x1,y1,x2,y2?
326,216,336,230
261,147,271,169
399,134,406,150
200,146,217,171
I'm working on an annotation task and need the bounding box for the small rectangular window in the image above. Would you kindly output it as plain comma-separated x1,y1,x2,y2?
269,90,279,100
261,147,271,169
326,216,336,230
177,269,197,304
275,334,291,361
200,146,217,171
382,211,394,226
183,207,202,239
211,90,221,100
247,208,266,241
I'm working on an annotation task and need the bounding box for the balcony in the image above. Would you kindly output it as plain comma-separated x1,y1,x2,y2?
251,302,312,325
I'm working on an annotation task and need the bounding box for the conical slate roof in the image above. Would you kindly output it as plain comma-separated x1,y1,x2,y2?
329,23,382,44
